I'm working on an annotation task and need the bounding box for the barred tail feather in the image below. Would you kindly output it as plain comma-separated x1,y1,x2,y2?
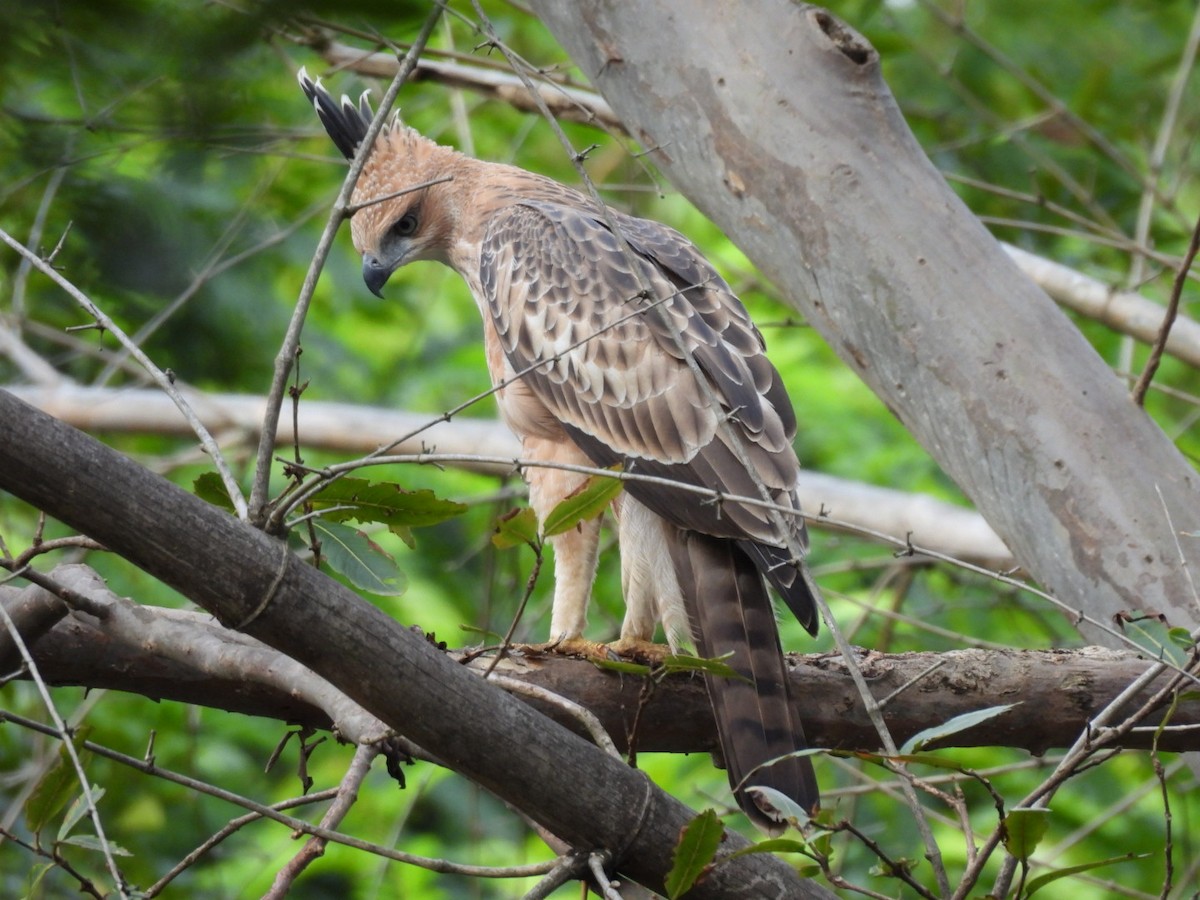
669,529,819,833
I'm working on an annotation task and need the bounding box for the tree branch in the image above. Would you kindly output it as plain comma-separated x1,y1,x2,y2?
306,38,623,132
10,578,1197,754
1002,242,1200,371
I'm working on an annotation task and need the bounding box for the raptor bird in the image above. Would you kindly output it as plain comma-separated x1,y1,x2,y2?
300,68,823,832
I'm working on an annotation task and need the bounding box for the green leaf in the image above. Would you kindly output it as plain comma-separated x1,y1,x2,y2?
1167,626,1196,652
1118,611,1189,667
25,726,92,835
899,703,1018,754
725,837,813,861
1024,852,1151,895
665,809,724,899
57,786,104,842
590,657,653,676
1001,807,1051,861
459,623,504,642
193,471,237,512
541,466,623,536
888,752,976,771
309,477,466,547
58,833,132,856
868,857,918,878
492,507,540,549
660,653,745,682
22,861,53,899
311,520,407,596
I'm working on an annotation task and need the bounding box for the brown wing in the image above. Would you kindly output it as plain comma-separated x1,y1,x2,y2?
478,200,818,633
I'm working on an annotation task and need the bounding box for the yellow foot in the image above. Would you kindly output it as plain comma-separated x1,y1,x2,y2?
515,637,611,662
605,637,674,666
515,637,673,666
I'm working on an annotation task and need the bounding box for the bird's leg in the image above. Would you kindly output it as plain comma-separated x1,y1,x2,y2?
519,437,606,657
518,445,681,666
544,516,602,650
609,496,689,666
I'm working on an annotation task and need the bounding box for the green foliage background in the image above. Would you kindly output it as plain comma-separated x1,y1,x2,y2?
1,0,1198,896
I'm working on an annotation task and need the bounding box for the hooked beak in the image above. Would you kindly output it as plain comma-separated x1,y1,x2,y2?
362,254,394,298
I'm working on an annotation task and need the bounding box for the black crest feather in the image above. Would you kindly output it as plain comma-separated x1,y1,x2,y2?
297,67,374,161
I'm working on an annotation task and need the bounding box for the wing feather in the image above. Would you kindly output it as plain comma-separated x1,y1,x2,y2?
479,199,817,632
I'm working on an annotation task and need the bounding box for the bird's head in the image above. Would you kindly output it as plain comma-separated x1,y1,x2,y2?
298,67,458,297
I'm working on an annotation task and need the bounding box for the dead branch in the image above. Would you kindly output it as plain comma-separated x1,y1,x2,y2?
308,38,622,132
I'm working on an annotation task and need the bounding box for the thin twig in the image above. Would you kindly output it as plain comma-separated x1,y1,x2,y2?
1123,3,1200,374
916,0,1187,229
522,851,590,900
267,282,685,529
300,448,1197,669
265,743,379,898
1132,209,1200,406
146,788,341,895
96,192,327,386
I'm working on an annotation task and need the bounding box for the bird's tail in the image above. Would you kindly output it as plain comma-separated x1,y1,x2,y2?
669,529,819,833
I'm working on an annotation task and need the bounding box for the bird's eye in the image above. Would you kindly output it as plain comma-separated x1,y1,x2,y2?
392,214,419,237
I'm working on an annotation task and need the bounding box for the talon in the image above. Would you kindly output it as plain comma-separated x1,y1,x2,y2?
606,637,674,666
515,637,611,661
513,637,672,666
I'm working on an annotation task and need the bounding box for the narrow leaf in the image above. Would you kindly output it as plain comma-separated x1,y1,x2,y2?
541,466,623,536
57,786,104,842
23,862,53,898
887,752,976,772
59,834,132,856
899,703,1018,754
1118,612,1189,667
590,657,653,676
1001,807,1051,861
1167,626,1196,652
665,809,724,899
725,837,812,861
1024,852,1150,895
25,726,92,835
312,520,407,596
459,623,504,642
660,653,745,682
744,785,812,828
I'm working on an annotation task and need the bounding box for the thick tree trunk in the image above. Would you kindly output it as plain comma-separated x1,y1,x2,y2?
528,0,1200,644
